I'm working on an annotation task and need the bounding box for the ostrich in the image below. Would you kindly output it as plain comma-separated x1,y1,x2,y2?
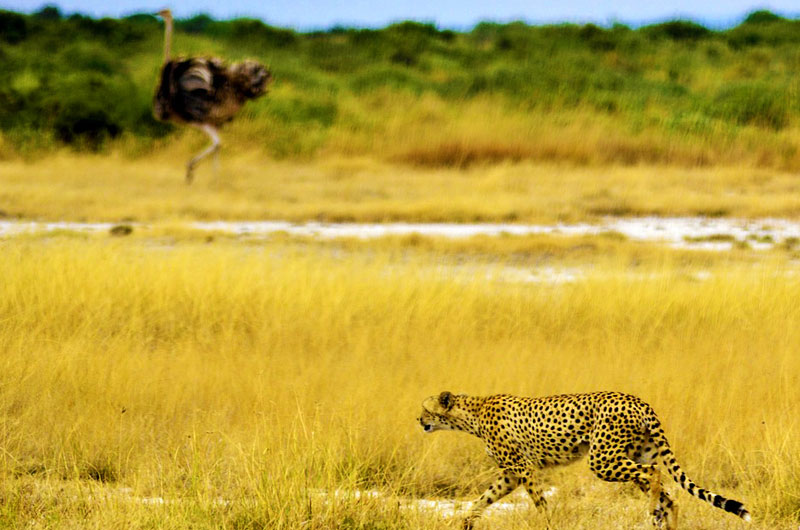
153,9,271,183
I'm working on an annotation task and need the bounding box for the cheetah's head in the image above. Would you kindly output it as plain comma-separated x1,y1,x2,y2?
418,391,466,433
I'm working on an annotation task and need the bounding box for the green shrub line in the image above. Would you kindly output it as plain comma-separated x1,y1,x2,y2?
0,7,799,161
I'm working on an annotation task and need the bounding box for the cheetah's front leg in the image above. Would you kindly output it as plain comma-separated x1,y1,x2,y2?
519,473,548,508
462,469,519,530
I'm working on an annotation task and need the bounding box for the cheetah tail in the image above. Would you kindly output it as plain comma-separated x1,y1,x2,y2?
649,425,751,523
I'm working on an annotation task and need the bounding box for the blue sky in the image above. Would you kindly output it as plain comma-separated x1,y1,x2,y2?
3,0,798,30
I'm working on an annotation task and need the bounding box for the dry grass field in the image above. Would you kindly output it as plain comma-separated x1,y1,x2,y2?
4,153,800,223
0,237,798,528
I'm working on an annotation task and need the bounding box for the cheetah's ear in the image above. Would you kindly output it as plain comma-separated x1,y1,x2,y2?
438,391,454,411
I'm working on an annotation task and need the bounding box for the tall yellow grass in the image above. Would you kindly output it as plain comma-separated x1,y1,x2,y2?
320,93,800,170
5,153,800,222
0,239,798,528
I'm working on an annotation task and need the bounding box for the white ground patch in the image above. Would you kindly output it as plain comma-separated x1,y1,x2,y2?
90,486,557,521
8,217,787,285
0,221,116,236
190,217,800,249
2,217,799,250
311,486,558,519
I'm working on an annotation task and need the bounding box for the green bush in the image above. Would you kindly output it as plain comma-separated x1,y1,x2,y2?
58,43,120,75
0,10,27,43
643,20,711,41
177,14,215,34
350,67,427,94
712,81,791,130
743,10,785,24
34,5,61,21
579,24,617,51
726,18,800,48
45,73,140,148
230,18,297,48
266,93,338,127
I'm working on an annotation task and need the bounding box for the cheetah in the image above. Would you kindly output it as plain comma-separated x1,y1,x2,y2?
417,391,750,529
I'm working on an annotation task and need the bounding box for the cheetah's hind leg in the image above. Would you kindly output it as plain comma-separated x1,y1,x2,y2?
648,490,678,529
589,440,665,527
630,438,678,530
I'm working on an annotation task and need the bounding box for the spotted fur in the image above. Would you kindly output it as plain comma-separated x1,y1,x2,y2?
418,391,750,529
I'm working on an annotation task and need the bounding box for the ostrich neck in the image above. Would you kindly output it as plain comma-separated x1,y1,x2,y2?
163,16,173,63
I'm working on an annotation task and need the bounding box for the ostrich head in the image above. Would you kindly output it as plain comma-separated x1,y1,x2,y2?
230,60,272,100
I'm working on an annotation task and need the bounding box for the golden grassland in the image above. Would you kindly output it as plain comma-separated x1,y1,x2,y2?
320,94,800,170
0,237,799,528
4,149,800,223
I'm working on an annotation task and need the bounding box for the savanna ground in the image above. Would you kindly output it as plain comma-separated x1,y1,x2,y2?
2,8,800,530
5,151,800,222
1,236,799,530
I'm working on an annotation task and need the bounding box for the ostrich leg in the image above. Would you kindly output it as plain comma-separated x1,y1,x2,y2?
186,123,220,184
